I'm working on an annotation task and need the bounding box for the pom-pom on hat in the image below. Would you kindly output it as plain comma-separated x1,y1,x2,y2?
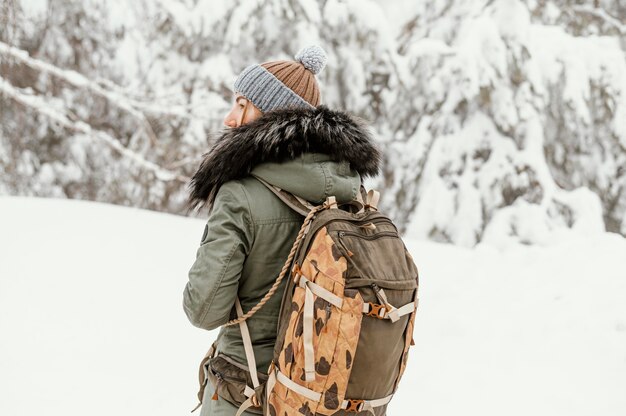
233,45,327,113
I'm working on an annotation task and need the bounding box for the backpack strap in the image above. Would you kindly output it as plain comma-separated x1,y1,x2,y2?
234,298,262,415
273,368,393,415
371,284,402,322
235,397,256,416
222,201,325,328
356,185,367,213
234,298,260,389
365,189,380,211
302,282,316,381
251,174,313,216
253,174,369,215
362,300,415,320
191,341,218,412
294,270,345,382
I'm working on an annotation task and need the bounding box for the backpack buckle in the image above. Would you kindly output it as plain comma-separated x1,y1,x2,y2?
366,303,387,319
345,399,364,412
324,196,338,209
292,264,302,284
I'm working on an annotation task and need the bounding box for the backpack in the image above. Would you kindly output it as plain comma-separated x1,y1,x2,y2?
193,181,419,416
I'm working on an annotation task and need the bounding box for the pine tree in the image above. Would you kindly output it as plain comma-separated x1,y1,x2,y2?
1,0,624,246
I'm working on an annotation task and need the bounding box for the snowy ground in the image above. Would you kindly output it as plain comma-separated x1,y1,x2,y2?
0,196,625,415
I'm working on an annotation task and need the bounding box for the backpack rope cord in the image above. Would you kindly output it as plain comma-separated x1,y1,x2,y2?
223,204,326,327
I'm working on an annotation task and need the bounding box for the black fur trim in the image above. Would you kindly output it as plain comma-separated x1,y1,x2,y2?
187,105,381,210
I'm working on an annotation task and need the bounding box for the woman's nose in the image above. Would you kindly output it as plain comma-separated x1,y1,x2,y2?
223,114,237,128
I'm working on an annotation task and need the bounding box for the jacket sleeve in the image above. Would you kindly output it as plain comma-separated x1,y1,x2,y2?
183,181,254,330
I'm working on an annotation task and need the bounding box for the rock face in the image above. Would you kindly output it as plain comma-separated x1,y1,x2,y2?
1,0,624,246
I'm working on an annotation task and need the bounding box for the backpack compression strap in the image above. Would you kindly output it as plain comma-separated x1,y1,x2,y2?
273,369,393,415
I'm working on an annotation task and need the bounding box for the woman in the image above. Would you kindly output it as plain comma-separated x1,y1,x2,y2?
183,45,381,415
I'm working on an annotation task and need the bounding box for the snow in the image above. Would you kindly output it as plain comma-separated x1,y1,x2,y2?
224,0,263,48
322,0,350,27
382,0,626,246
491,0,531,44
0,60,183,183
295,0,322,24
373,0,417,37
404,38,455,59
5,0,625,246
0,197,208,415
193,0,231,35
18,0,48,18
1,196,625,415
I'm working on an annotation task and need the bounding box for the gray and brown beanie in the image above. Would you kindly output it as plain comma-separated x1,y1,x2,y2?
233,45,327,113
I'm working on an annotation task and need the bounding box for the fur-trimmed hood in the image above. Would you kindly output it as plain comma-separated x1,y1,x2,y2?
187,105,381,210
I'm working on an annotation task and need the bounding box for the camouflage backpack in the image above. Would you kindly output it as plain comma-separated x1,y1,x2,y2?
194,181,419,416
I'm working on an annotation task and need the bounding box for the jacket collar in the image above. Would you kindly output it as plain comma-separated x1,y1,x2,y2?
187,105,381,210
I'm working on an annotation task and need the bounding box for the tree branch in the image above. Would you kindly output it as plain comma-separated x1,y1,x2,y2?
0,41,164,147
0,40,218,149
0,77,190,183
571,5,625,34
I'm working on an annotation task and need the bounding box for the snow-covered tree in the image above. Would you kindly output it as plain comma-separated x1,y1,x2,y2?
381,0,625,246
1,0,624,247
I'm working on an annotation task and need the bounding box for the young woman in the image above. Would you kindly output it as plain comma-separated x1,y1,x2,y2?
183,45,381,415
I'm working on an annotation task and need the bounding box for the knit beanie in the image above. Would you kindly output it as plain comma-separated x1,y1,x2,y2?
233,45,327,113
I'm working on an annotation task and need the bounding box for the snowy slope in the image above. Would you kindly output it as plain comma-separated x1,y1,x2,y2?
0,196,625,415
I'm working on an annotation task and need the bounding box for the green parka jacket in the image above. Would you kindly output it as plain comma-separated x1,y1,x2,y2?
183,106,381,414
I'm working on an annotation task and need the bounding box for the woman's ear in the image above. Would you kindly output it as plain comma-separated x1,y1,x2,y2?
238,101,249,127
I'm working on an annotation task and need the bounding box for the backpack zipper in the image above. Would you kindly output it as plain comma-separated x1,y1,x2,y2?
211,371,223,400
298,218,394,264
307,217,397,243
337,230,398,240
210,367,247,384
